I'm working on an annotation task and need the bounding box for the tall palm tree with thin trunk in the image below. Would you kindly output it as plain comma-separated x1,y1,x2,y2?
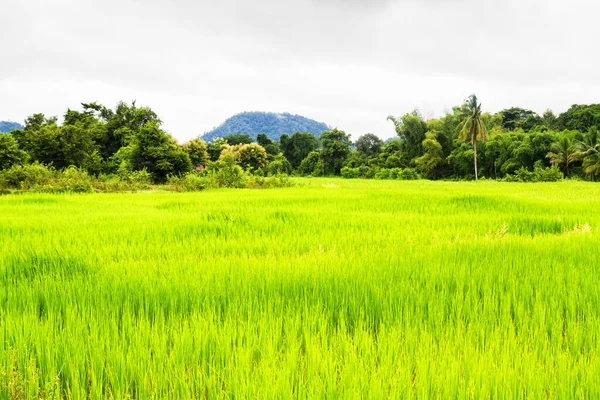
459,94,487,180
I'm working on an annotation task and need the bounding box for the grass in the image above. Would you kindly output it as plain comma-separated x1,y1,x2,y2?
1,178,600,398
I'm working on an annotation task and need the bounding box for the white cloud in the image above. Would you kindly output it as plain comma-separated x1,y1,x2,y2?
1,0,599,142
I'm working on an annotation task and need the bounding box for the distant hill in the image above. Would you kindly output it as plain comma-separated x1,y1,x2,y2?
0,121,24,133
201,112,330,142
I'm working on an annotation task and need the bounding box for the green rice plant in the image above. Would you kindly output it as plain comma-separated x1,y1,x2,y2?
1,179,600,398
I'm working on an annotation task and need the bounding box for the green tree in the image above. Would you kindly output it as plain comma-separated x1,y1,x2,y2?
182,138,209,168
256,133,272,147
320,128,352,175
220,143,268,172
256,133,280,157
500,107,543,131
266,154,292,176
13,116,101,173
355,133,383,158
297,151,323,176
414,133,444,179
224,134,253,145
207,138,227,162
0,134,28,170
387,111,427,163
458,94,488,180
85,101,161,161
377,139,406,169
542,109,558,130
130,122,192,182
556,104,600,132
280,132,318,169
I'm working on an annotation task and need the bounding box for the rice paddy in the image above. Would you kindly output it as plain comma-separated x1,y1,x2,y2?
1,179,600,398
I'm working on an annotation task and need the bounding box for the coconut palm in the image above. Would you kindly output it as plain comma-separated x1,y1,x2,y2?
573,127,599,181
459,94,487,180
546,136,577,175
582,148,600,181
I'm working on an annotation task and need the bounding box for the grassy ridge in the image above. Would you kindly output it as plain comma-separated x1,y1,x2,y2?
1,180,600,398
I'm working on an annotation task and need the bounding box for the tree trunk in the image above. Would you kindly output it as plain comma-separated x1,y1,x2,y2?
473,138,478,180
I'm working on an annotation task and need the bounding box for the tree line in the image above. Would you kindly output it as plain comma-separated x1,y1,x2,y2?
1,96,599,189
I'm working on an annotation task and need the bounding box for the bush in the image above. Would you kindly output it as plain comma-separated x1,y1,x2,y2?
298,151,323,176
266,155,292,176
535,163,563,182
373,167,420,181
262,174,294,188
92,177,136,192
375,168,390,179
0,163,55,189
167,173,210,191
55,167,94,193
128,169,152,187
388,168,403,179
360,165,376,179
0,164,97,193
504,163,563,182
0,159,295,193
341,167,360,179
399,168,420,180
206,154,245,188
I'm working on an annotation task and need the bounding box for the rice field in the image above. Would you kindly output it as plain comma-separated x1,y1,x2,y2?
1,179,600,399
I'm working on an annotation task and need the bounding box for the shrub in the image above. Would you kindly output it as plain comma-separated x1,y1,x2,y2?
375,168,390,179
359,165,375,179
399,168,420,180
266,155,292,176
504,163,563,182
341,167,360,179
167,173,210,191
297,151,323,176
128,169,152,187
535,163,563,182
92,177,135,192
206,154,245,188
372,167,420,181
0,163,55,189
262,174,294,188
389,168,403,179
55,167,94,193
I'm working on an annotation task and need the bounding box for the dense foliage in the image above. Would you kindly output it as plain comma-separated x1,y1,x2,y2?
3,98,600,192
201,111,330,142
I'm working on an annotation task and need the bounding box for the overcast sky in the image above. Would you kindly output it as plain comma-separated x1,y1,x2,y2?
1,0,599,141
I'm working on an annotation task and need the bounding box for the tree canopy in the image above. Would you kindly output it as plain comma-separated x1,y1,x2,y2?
3,98,600,184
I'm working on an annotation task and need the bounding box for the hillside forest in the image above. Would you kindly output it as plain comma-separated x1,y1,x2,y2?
1,96,600,192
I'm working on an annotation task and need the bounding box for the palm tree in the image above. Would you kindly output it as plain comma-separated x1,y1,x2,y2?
546,136,577,176
582,148,600,181
459,94,487,180
573,127,599,181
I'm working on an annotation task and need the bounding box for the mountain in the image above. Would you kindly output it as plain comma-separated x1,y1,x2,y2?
0,121,24,133
201,112,330,142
